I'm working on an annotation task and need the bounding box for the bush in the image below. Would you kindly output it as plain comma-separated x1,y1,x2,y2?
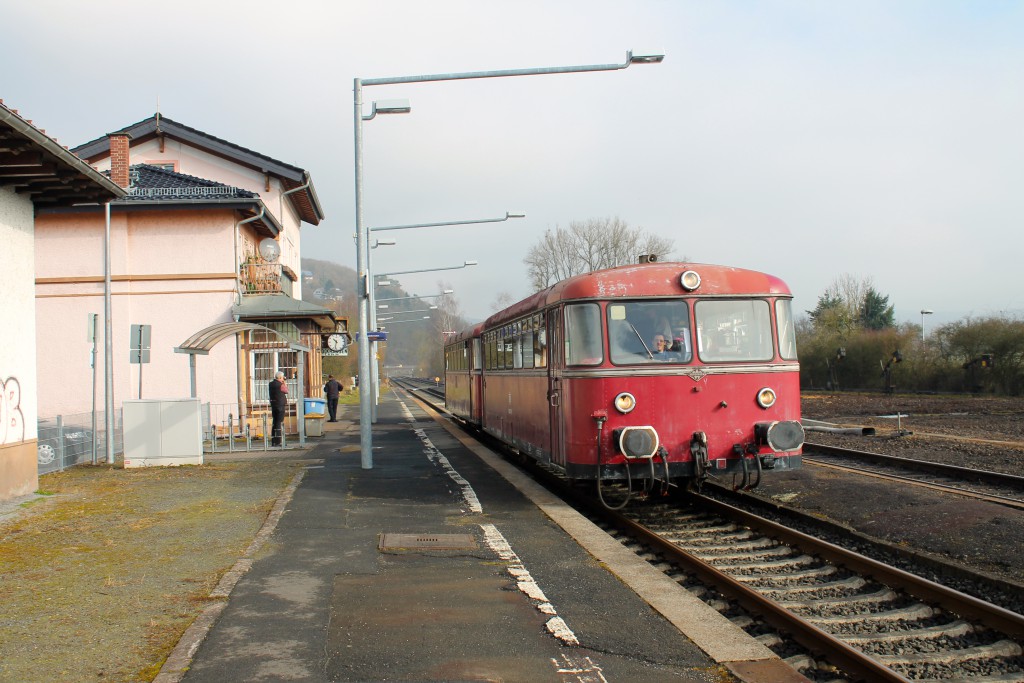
797,315,1023,395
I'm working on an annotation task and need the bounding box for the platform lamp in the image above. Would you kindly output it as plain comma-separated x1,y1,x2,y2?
369,259,475,422
366,210,523,421
353,50,665,469
363,237,396,423
921,309,934,343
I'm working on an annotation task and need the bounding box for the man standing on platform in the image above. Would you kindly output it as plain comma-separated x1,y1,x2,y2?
269,371,288,446
323,374,341,422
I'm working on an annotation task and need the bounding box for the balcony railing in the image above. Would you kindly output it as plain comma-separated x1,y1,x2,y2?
240,259,282,295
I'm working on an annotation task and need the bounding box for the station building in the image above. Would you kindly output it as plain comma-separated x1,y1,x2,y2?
0,100,125,501
33,114,341,435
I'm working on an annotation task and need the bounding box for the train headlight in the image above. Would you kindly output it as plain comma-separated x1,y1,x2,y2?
614,392,637,414
615,426,660,459
756,387,777,409
680,270,701,291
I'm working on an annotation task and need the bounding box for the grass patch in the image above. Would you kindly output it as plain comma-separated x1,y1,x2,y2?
0,460,297,681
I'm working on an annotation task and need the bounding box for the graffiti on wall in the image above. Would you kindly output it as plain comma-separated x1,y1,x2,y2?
1,376,25,445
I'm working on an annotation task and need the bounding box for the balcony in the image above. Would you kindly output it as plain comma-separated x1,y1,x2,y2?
240,259,282,295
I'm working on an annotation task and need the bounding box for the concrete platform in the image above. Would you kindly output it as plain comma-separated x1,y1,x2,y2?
165,391,804,683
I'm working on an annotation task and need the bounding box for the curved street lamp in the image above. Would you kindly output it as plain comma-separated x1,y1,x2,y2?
353,49,665,468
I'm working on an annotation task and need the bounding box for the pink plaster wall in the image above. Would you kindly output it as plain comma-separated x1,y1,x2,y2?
90,138,306,298
35,208,242,419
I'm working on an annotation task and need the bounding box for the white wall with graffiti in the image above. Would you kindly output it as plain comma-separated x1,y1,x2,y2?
0,185,40,499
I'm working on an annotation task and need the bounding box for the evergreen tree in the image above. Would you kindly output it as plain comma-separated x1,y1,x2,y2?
860,287,895,330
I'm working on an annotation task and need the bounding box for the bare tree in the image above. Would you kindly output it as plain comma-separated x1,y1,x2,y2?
433,279,467,337
490,291,515,314
523,216,675,291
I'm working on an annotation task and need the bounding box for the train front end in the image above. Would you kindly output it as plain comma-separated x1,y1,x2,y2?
559,264,804,498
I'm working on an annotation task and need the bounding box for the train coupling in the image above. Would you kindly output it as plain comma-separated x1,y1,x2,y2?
738,443,775,470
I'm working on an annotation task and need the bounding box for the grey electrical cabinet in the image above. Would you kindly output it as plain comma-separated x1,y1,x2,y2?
123,398,204,468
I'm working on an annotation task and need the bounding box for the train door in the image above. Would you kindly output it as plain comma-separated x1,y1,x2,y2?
546,307,565,467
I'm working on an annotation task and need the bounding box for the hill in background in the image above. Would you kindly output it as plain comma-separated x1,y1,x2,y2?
301,258,455,377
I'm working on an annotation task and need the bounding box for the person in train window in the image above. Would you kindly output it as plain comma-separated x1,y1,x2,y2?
653,334,671,354
652,334,681,361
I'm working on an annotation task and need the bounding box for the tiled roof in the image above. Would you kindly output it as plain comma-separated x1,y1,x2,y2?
118,164,259,201
0,99,125,206
72,114,324,225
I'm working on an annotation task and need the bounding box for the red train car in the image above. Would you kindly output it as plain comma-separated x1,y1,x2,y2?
444,262,803,504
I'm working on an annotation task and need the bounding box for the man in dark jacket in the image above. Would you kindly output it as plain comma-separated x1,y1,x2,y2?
323,374,341,422
269,371,288,446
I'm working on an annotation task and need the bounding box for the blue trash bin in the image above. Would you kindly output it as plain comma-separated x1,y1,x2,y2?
304,398,326,417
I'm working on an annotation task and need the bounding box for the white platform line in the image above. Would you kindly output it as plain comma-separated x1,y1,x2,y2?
401,408,584,653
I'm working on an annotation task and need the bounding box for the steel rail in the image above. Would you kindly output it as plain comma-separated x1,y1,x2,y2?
567,495,913,682
803,457,1024,510
804,441,1024,489
687,493,1024,640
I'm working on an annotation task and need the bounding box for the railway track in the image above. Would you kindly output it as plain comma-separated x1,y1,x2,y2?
803,442,1024,511
395,380,1024,681
608,497,1024,682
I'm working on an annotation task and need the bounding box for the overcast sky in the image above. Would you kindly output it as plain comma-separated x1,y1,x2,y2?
4,1,1021,324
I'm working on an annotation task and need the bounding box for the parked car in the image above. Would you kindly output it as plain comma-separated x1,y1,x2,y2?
36,421,95,468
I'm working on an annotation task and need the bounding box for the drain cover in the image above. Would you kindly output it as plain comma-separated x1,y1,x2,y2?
379,533,477,550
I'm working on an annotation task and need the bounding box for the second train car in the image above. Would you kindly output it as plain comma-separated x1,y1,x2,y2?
444,261,803,506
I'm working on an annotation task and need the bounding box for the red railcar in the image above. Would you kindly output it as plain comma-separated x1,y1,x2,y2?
444,262,803,503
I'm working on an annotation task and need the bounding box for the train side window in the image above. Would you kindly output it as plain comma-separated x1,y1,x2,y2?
776,299,798,360
485,331,494,370
534,314,548,368
504,326,514,369
564,303,603,366
499,326,509,369
522,319,535,368
513,321,524,369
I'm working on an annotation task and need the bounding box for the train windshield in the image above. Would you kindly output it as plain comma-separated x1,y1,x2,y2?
607,301,692,364
695,299,774,362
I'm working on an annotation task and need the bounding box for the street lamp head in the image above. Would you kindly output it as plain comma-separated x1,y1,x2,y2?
628,49,666,64
373,238,397,247
464,260,478,266
921,309,934,315
506,211,526,219
374,98,412,114
443,289,454,294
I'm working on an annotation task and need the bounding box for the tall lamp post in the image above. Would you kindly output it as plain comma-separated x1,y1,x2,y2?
354,50,665,469
366,213,522,421
921,309,934,343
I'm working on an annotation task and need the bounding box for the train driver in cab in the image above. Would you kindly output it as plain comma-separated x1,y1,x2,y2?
652,334,680,361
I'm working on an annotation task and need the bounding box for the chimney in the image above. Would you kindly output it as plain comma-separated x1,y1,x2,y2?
108,133,131,188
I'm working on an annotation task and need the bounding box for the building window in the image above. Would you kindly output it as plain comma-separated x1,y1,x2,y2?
251,350,297,403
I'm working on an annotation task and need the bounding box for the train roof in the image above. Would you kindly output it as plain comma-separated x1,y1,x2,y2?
483,262,793,329
447,322,484,345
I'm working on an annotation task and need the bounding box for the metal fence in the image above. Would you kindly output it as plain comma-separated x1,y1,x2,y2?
37,410,122,475
36,402,311,474
203,403,310,453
